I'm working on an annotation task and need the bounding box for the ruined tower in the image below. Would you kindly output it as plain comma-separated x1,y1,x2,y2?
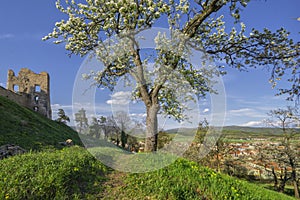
6,68,52,119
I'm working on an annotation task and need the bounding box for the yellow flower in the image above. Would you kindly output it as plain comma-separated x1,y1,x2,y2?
5,194,9,199
73,167,79,172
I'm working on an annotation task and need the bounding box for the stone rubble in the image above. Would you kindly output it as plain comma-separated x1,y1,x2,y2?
0,144,26,160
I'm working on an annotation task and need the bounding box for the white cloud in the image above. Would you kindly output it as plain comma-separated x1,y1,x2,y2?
240,120,265,127
51,104,73,110
228,108,265,118
203,108,210,113
0,34,14,39
50,103,74,125
228,96,260,106
106,99,128,105
51,104,73,116
130,113,147,118
106,91,131,105
111,91,131,99
224,107,269,126
228,108,252,116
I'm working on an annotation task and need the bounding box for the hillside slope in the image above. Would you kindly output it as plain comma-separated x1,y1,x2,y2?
100,158,296,200
0,96,82,150
0,147,295,200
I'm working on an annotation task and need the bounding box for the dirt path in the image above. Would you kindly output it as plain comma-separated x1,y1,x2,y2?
100,170,128,200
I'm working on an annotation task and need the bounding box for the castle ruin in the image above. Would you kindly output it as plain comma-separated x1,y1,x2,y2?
0,68,52,119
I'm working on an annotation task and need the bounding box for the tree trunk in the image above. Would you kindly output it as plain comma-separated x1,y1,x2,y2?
278,167,288,193
271,166,278,191
121,131,127,149
293,180,300,199
291,168,300,198
144,104,159,152
287,146,299,198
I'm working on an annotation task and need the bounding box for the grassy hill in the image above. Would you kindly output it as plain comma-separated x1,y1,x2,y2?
117,158,296,200
0,147,295,200
0,95,297,199
166,126,300,141
0,147,107,199
0,96,82,150
223,126,285,135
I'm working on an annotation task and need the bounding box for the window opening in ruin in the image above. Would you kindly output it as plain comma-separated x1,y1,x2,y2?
35,85,41,92
33,106,39,112
34,95,39,104
13,85,19,92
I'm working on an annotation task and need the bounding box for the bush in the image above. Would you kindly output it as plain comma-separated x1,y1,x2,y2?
0,146,107,200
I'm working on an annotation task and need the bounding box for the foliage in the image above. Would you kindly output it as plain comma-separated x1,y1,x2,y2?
0,147,107,200
74,108,89,134
87,115,122,144
114,111,131,148
88,117,102,138
56,108,70,124
120,130,127,148
122,158,295,200
266,106,299,130
184,119,227,171
265,106,300,198
157,131,174,149
0,96,83,150
87,114,136,144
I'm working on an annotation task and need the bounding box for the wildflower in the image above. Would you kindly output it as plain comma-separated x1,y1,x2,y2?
73,167,79,172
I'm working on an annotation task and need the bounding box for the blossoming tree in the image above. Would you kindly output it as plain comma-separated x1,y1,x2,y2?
44,0,299,152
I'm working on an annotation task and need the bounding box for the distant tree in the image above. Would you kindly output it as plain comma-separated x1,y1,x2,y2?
184,118,228,172
44,0,299,152
97,116,109,139
105,116,121,140
95,115,121,144
266,106,300,197
56,108,70,124
114,111,132,149
184,118,209,163
88,117,101,138
75,108,89,134
126,134,138,152
157,131,173,149
267,107,300,137
195,118,210,144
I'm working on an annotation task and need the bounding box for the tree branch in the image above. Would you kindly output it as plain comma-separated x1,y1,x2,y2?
182,0,224,37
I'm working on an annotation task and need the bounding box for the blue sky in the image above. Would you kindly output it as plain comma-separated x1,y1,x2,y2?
0,0,299,128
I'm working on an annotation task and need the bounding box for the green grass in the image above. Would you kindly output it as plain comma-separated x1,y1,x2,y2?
119,158,296,200
0,96,83,150
0,146,296,199
0,146,107,200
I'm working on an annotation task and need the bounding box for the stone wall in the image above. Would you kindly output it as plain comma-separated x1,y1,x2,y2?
0,86,31,106
0,68,52,118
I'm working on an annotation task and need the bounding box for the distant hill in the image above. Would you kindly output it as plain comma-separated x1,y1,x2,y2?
0,96,83,150
165,125,300,138
224,126,281,134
